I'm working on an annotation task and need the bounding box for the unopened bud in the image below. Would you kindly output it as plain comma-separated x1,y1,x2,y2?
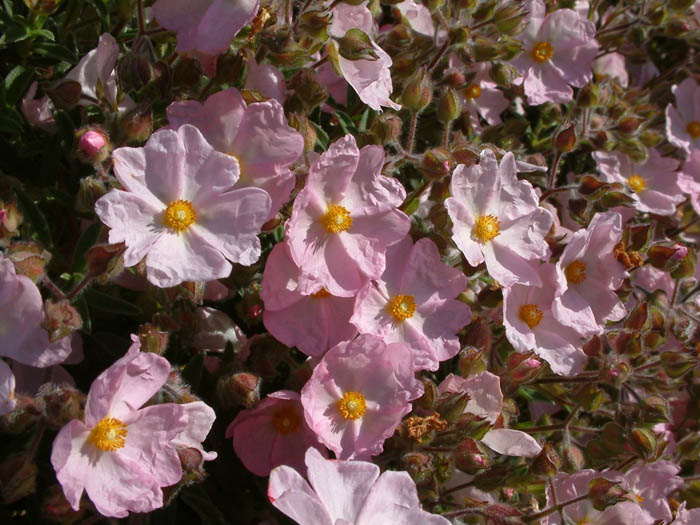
578,82,599,108
660,351,696,378
86,243,125,281
472,0,496,22
76,129,111,164
370,113,402,145
421,147,453,180
75,176,107,214
588,478,629,511
555,125,576,153
217,372,261,409
39,384,85,428
640,395,670,424
42,299,82,342
629,427,658,458
458,346,487,377
455,438,493,474
119,103,153,144
421,0,444,11
298,10,332,39
138,323,170,355
336,29,379,61
401,452,433,487
401,67,433,112
24,0,64,15
532,442,560,478
507,352,543,383
415,377,439,411
494,4,526,35
437,391,470,423
437,89,461,123
489,62,518,87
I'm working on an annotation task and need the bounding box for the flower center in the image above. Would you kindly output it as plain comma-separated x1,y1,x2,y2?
272,407,300,435
634,492,644,503
472,214,501,243
163,199,196,233
564,260,587,284
532,41,554,63
387,294,417,322
519,304,544,329
337,391,367,420
463,82,482,100
311,288,331,299
686,120,700,139
87,417,128,451
627,174,646,193
320,204,353,234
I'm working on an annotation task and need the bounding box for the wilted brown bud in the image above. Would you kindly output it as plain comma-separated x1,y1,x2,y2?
47,80,82,109
370,113,403,145
42,299,82,342
421,148,453,180
217,372,261,409
401,67,433,112
455,438,493,474
39,384,85,428
6,241,51,282
437,89,461,123
588,478,628,511
614,241,643,270
532,442,561,478
288,69,328,112
555,125,576,153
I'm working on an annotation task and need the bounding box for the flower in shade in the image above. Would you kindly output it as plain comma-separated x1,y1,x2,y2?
679,149,700,215
51,337,216,518
21,82,57,133
593,149,684,216
351,236,471,371
286,134,410,297
0,253,74,367
325,3,401,111
268,447,450,525
244,58,286,103
552,211,627,337
226,390,326,477
504,263,588,376
512,0,598,105
152,0,259,76
666,77,700,155
301,334,423,460
94,124,271,288
261,243,357,357
445,149,553,287
619,461,683,522
166,87,302,222
0,360,16,416
593,52,629,87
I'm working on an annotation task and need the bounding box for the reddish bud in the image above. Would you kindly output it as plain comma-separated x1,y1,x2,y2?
588,477,628,511
41,299,82,342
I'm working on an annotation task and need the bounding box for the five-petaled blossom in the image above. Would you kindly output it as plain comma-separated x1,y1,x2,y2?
268,447,450,525
95,124,271,288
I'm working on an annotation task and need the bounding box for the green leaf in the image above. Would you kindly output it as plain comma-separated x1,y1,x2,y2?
27,28,55,41
14,187,53,248
71,222,102,273
33,42,77,62
83,288,142,316
310,120,329,151
0,113,24,134
334,110,358,135
5,65,34,106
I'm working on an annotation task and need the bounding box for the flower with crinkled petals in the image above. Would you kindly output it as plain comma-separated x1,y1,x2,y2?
679,149,700,215
619,461,683,522
445,149,553,287
0,253,74,368
666,77,700,155
673,502,700,524
593,149,684,216
325,3,401,111
351,236,471,371
552,211,627,337
152,0,259,76
0,360,15,416
512,0,598,105
268,448,450,525
51,337,217,518
94,124,271,288
226,390,326,477
395,0,436,37
301,334,423,460
286,134,410,297
261,243,357,357
504,263,588,376
166,87,302,222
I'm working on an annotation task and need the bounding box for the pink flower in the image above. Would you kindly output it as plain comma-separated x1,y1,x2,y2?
301,334,423,460
94,124,271,288
51,337,216,517
594,52,629,87
245,58,286,103
679,149,700,214
226,390,326,477
445,150,553,287
513,0,598,105
261,243,357,357
286,135,410,297
504,263,588,376
395,0,435,37
593,149,684,216
152,0,259,72
268,447,450,525
666,77,700,155
351,236,471,371
316,61,349,106
0,360,16,416
0,253,73,367
673,502,700,524
191,307,247,356
326,3,400,111
621,461,683,522
166,87,303,221
553,211,627,337
21,81,56,133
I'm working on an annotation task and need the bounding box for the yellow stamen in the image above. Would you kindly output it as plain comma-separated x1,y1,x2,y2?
163,199,196,233
686,120,700,139
635,493,644,503
387,294,417,322
472,214,501,243
272,407,300,435
337,391,367,420
627,174,646,193
312,288,331,299
87,417,128,452
320,204,352,234
463,83,482,100
564,260,587,284
519,304,544,329
532,41,554,63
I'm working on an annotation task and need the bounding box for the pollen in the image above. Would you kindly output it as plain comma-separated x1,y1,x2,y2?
163,199,196,233
312,288,331,299
387,294,417,322
564,260,587,284
463,82,482,100
337,391,367,420
472,214,501,243
272,407,300,435
686,120,700,139
532,41,554,63
519,304,544,329
320,204,353,234
627,174,646,193
87,417,128,451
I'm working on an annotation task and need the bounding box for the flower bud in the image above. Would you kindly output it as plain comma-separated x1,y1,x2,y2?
458,346,487,377
336,29,379,61
421,0,444,11
75,176,107,214
38,384,85,429
75,128,111,164
298,10,332,39
401,452,433,487
47,80,82,109
588,478,628,511
119,103,153,144
414,377,439,411
471,37,502,61
629,427,658,459
554,125,576,153
437,89,461,123
494,4,526,35
660,351,696,378
6,241,51,282
531,442,561,478
578,82,599,108
437,391,470,423
41,299,82,343
455,438,493,474
401,67,433,112
138,323,170,355
421,147,453,180
472,0,496,22
640,395,670,424
507,352,543,383
23,0,63,15
288,69,328,112
489,62,518,87
217,372,261,409
671,246,696,279
370,113,403,145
